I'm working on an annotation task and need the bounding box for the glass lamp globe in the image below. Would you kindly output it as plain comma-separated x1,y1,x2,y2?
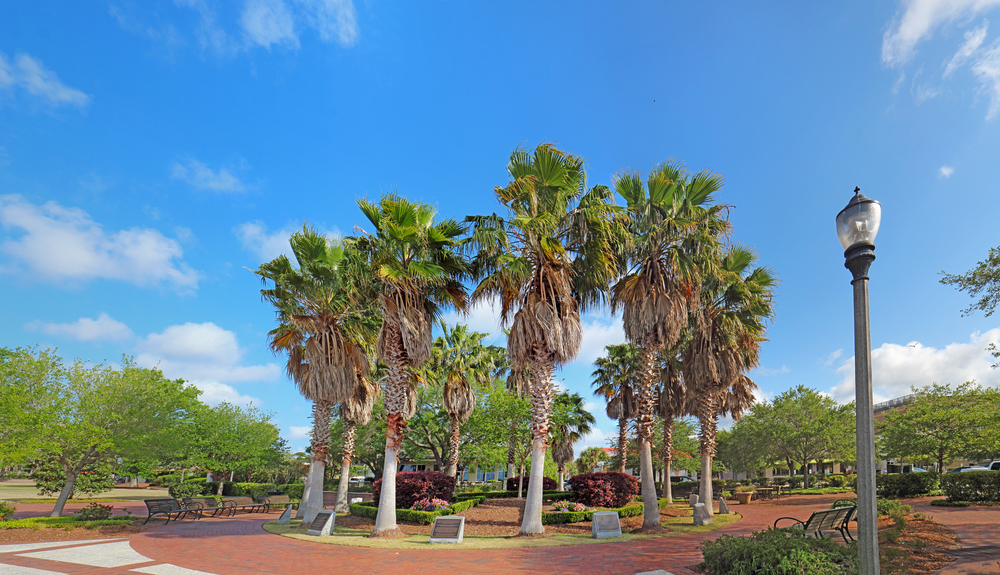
836,192,881,249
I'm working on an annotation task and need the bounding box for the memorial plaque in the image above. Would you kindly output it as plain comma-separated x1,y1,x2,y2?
693,503,712,526
591,511,622,539
429,515,465,544
689,494,699,507
277,504,293,525
717,496,730,515
306,510,335,536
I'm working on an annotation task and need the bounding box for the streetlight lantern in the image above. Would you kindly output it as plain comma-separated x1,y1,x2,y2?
838,187,881,575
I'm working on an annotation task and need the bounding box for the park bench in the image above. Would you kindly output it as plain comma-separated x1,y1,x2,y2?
774,505,857,543
182,496,234,518
257,494,297,513
222,496,266,514
143,498,201,525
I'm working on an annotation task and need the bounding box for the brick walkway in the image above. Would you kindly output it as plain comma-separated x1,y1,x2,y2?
905,497,1000,575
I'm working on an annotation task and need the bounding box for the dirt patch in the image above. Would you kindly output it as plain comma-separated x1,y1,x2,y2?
878,514,959,574
337,498,692,537
0,522,147,544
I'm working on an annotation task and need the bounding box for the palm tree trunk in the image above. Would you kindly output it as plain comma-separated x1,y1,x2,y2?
557,464,565,491
517,461,525,499
506,439,515,487
373,324,409,537
636,344,663,533
446,415,461,478
335,421,357,513
302,399,332,525
618,414,628,473
698,404,718,517
295,463,314,519
661,417,674,503
520,344,555,535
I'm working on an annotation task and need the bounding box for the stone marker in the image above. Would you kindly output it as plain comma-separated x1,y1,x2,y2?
717,496,730,515
591,511,623,539
306,510,335,536
429,515,465,544
277,504,293,525
689,494,699,507
350,497,362,504
693,503,712,526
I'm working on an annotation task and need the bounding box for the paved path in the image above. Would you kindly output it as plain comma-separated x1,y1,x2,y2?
904,497,1000,575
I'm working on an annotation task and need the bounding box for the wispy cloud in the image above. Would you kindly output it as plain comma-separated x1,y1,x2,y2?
171,159,245,192
235,221,340,263
971,38,1000,118
298,0,359,47
754,365,790,376
0,195,200,292
823,349,843,366
946,22,989,76
25,313,134,343
240,0,299,49
0,52,90,108
882,0,1000,67
939,165,955,177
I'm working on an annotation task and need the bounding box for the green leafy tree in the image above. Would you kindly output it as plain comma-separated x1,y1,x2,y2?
941,247,1000,368
189,402,281,495
576,446,610,474
1,347,61,468
877,382,1000,471
467,143,618,533
31,456,115,498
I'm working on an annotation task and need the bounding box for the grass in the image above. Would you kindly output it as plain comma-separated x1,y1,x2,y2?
0,516,136,530
0,483,158,502
263,513,740,550
14,498,132,504
784,487,854,495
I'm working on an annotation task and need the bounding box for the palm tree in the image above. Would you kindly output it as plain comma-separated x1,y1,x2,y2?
685,245,776,515
610,160,727,532
334,376,380,513
591,343,640,473
424,322,508,478
348,194,468,536
504,363,529,482
255,226,378,524
656,345,687,503
466,143,618,534
550,392,596,490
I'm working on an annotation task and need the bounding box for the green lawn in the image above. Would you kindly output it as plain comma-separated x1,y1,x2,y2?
0,516,136,530
0,483,159,502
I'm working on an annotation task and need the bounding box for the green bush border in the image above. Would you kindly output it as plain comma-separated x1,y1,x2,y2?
0,516,136,529
348,495,486,525
541,498,670,525
452,490,572,502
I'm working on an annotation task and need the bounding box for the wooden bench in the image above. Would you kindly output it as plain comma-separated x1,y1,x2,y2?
257,494,297,513
143,498,201,525
182,496,234,518
222,496,265,514
774,505,857,543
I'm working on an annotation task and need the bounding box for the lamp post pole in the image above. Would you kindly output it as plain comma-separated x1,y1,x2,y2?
837,188,881,575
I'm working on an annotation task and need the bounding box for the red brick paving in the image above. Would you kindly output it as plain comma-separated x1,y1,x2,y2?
904,497,1000,575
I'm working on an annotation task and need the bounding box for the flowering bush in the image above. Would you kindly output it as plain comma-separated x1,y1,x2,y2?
0,501,16,520
76,502,114,521
551,500,589,513
410,498,450,512
569,472,638,508
373,471,455,510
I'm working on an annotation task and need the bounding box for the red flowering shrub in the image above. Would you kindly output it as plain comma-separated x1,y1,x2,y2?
373,471,455,510
569,471,638,508
505,476,557,491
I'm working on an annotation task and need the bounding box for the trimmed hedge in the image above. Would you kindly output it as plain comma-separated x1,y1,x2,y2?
453,490,571,502
875,472,939,498
830,497,912,516
570,472,638,508
225,483,277,499
276,483,304,499
348,495,484,524
668,479,725,498
506,476,557,491
541,498,670,525
373,471,455,510
941,471,1000,503
167,482,204,499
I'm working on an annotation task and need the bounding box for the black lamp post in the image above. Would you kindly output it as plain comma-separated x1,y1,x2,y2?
836,187,881,575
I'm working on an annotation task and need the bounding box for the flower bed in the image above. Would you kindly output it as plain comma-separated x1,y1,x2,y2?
349,495,485,525
540,498,670,525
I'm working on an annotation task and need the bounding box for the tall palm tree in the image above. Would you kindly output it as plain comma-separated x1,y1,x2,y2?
656,345,687,503
466,143,618,534
255,226,378,524
424,321,508,478
685,245,776,515
334,376,380,513
550,392,596,490
348,194,468,536
591,343,640,473
610,160,727,532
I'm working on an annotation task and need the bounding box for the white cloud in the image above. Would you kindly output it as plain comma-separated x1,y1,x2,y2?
135,322,278,406
939,165,955,177
0,195,199,292
235,221,341,263
972,38,1000,118
946,22,989,76
171,159,245,192
573,312,626,368
288,426,311,440
0,52,90,107
823,349,844,366
439,297,506,345
830,328,1000,403
240,0,299,49
753,365,790,376
175,0,240,56
25,313,134,343
297,0,359,46
577,427,614,452
882,0,1000,67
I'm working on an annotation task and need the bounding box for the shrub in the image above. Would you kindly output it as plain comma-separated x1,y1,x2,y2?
202,481,221,495
569,472,638,508
551,500,590,513
168,482,204,499
75,502,114,521
825,474,847,488
723,479,740,490
700,527,857,575
410,498,450,512
373,471,455,510
670,479,725,498
0,501,16,520
276,483,304,499
876,472,940,498
941,471,1000,503
786,476,803,489
735,485,756,493
506,476,557,491
752,477,772,487
224,483,277,499
829,498,912,516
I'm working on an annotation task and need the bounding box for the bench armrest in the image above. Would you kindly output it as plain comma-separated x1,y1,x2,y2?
773,517,806,529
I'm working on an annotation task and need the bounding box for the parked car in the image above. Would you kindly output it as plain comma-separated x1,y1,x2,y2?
958,466,990,472
984,461,1000,471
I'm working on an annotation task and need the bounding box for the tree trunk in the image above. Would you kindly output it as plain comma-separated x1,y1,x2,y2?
519,345,556,535
661,417,674,503
296,463,315,519
635,344,663,532
373,322,411,537
802,459,810,489
302,400,333,526
557,465,565,491
335,421,357,514
518,462,524,499
216,477,225,496
446,415,461,478
374,443,400,534
698,411,717,517
506,438,515,485
50,469,79,517
700,450,713,514
618,414,628,473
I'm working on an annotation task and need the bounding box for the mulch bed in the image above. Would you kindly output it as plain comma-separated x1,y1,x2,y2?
877,514,959,574
0,522,148,544
333,498,690,537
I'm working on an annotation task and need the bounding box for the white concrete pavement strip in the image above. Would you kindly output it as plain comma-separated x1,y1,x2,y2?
131,564,220,575
0,564,68,575
0,539,123,554
17,540,152,568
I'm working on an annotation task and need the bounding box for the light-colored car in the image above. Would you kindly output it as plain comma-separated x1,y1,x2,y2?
349,475,366,482
958,466,990,472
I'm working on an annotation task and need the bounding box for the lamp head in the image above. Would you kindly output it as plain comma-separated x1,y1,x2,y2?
836,189,881,249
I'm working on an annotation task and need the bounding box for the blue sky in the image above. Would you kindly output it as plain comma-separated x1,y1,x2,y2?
2,0,999,454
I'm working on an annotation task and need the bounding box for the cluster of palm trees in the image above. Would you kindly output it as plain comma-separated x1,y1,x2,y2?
254,142,774,537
